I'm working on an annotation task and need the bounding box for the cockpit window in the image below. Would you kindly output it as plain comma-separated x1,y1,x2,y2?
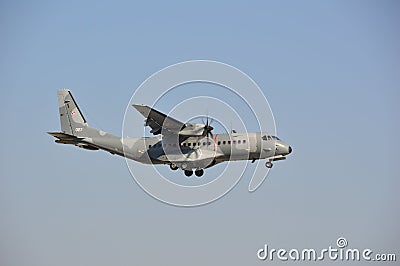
262,135,274,141
263,135,280,141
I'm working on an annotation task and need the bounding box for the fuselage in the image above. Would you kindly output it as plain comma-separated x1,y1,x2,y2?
50,89,292,176
85,131,291,170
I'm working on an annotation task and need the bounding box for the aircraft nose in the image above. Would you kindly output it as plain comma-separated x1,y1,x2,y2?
288,146,292,154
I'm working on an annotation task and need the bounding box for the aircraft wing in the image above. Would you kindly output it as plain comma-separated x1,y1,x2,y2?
133,104,186,135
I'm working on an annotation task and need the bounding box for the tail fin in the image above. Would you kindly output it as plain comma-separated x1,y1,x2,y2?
58,89,89,136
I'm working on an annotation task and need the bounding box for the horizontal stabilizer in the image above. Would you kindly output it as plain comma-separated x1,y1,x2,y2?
47,132,99,150
48,132,84,142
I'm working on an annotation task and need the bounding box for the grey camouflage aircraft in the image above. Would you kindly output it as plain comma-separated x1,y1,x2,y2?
49,89,292,177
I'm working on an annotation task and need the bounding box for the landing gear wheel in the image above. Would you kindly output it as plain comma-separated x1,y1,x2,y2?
170,163,178,170
194,169,204,177
184,170,193,177
265,161,273,168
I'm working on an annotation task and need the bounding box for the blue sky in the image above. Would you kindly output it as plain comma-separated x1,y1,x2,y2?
1,1,399,265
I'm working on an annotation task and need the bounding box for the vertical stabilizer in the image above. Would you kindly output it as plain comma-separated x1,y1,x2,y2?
57,89,89,136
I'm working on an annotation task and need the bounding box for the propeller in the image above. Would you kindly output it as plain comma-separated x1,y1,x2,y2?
202,114,214,140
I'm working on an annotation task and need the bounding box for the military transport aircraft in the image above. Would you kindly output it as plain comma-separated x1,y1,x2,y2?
48,89,292,177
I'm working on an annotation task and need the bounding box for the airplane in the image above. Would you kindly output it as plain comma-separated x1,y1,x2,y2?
48,89,292,177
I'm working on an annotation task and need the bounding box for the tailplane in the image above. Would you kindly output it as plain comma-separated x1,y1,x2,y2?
49,89,119,152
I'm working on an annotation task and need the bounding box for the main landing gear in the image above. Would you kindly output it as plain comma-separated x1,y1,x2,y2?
194,169,204,177
265,161,273,168
184,169,204,177
171,163,205,177
184,170,193,177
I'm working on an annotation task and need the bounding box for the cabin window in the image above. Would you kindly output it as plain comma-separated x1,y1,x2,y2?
228,141,231,145
183,143,186,147
233,140,236,144
188,143,191,146
243,140,246,144
208,142,211,145
218,141,221,145
149,145,151,148
193,143,196,147
238,140,241,144
223,141,226,145
203,142,206,146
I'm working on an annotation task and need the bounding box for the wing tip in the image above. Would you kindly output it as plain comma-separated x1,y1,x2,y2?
132,104,149,109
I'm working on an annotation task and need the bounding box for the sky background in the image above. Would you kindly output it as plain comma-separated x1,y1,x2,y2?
1,1,399,265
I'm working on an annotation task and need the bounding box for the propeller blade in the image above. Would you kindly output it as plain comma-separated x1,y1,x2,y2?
202,113,214,140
